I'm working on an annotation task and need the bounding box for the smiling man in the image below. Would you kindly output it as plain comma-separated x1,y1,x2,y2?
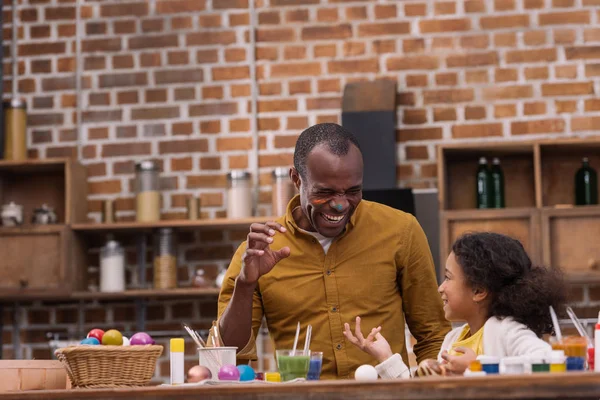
215,123,450,379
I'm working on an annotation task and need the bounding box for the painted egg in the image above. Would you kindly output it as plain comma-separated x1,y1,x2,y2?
237,364,255,381
218,364,240,381
354,364,378,381
188,365,212,383
101,329,123,346
87,329,104,342
122,336,130,346
80,337,100,345
130,332,154,345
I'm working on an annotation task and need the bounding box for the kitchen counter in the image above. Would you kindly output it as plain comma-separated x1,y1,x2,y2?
2,372,600,400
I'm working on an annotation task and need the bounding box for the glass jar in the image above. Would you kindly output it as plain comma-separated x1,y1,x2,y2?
100,239,125,292
153,228,177,289
227,170,253,218
271,167,294,216
135,160,161,222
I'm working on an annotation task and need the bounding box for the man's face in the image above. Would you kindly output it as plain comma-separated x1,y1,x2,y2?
291,144,363,238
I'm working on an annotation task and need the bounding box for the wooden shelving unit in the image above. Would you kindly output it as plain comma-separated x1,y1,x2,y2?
439,137,600,280
0,287,221,302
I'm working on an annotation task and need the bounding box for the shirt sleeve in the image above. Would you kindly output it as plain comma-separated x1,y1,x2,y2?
503,319,552,358
397,215,452,364
215,242,265,361
375,353,412,379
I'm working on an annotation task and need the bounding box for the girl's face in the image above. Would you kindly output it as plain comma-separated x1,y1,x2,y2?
438,252,481,322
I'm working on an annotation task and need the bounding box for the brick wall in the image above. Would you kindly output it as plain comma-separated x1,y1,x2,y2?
2,0,600,381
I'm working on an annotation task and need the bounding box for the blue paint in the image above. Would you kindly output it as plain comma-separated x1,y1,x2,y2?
566,357,585,371
307,359,322,380
481,363,499,374
334,204,343,212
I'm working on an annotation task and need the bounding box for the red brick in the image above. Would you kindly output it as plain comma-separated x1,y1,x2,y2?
305,96,340,110
101,2,148,17
114,20,137,34
317,8,338,22
434,108,457,121
459,35,489,49
287,116,308,130
259,11,280,25
156,0,206,13
432,37,455,49
542,82,594,96
420,18,470,33
465,106,486,120
196,49,219,64
159,139,208,154
217,137,252,151
539,11,590,25
142,18,164,32
129,34,177,50
328,59,378,74
480,14,529,29
565,46,600,60
495,104,517,118
436,72,457,86
435,2,456,14
286,9,309,22
447,52,498,67
211,66,249,81
358,22,410,37
89,180,121,195
102,142,151,157
154,68,203,84
524,66,549,80
511,119,565,135
506,48,557,63
258,117,280,131
495,68,518,82
213,0,248,8
452,123,503,139
584,28,600,43
374,40,396,54
131,106,179,120
494,32,517,47
464,70,488,84
172,122,193,135
187,31,236,46
202,86,223,99
465,0,486,12
140,52,163,67
168,50,190,65
231,84,251,97
571,117,600,131
403,109,427,125
586,64,600,77
112,55,134,69
271,62,321,77
523,102,546,115
585,99,600,111
190,102,238,116
405,3,427,16
284,45,307,60
302,24,351,40
524,31,547,46
405,145,429,160
230,119,250,132
200,157,221,170
423,89,474,104
375,4,397,19
19,42,66,56
171,16,193,30
387,55,439,71
484,85,533,100
117,90,138,105
345,5,366,20
82,38,121,53
495,0,515,9
314,44,337,58
553,0,574,5
257,28,295,42
229,12,249,26
397,127,443,142
82,110,122,123
343,42,366,57
88,127,109,140
145,89,167,103
257,99,297,113
31,25,51,39
199,119,221,134
317,79,340,93
259,82,282,96
403,39,425,53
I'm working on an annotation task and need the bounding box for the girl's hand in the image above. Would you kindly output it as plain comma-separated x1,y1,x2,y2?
440,347,477,375
343,316,393,363
416,359,445,377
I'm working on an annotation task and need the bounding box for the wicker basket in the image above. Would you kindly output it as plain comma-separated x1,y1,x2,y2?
54,345,163,389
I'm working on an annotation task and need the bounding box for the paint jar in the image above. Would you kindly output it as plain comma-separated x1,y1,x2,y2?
135,160,161,222
227,170,253,219
564,336,587,371
271,167,294,217
530,357,550,373
478,355,500,374
550,350,566,373
501,356,526,375
463,360,487,377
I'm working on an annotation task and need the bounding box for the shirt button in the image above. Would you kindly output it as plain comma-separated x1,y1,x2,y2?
326,270,331,275
331,307,337,312
312,238,317,244
336,344,342,350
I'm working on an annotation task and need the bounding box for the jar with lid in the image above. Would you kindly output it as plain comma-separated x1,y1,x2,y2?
100,238,125,292
227,170,253,218
153,228,177,289
3,98,27,161
135,160,161,222
271,167,294,216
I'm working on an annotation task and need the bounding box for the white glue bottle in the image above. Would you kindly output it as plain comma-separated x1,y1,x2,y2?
594,312,600,372
170,338,185,385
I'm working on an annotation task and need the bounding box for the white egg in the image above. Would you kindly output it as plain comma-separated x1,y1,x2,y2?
354,364,378,381
122,336,130,346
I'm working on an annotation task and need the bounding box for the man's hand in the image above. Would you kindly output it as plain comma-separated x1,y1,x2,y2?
440,347,477,375
238,221,291,285
343,316,393,363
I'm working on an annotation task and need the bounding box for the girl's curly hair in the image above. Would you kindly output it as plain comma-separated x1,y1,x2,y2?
452,232,566,337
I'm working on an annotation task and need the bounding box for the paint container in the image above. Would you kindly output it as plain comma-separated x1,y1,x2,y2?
477,355,500,374
501,356,526,375
564,336,587,371
530,357,550,373
463,360,487,377
550,350,566,373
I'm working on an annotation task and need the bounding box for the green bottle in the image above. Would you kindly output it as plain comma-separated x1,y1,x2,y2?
491,157,505,208
575,157,598,206
476,157,492,209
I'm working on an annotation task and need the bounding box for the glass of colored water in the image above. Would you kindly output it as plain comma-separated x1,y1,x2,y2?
307,351,323,380
276,350,310,381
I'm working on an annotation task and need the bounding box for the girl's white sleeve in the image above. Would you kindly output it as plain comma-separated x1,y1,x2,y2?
375,353,411,379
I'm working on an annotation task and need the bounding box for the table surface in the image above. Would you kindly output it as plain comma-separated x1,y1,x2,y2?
2,372,600,400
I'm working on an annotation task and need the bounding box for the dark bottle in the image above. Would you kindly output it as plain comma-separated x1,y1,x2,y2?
476,157,492,209
575,157,598,206
491,157,505,208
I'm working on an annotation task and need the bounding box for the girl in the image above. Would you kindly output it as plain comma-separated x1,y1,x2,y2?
344,232,566,378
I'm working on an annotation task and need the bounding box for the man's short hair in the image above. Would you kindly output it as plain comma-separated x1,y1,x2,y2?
293,123,362,179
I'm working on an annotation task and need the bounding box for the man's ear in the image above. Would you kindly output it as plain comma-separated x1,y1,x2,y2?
290,167,301,191
472,287,488,303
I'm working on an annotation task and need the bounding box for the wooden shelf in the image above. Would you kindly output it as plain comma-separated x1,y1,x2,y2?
71,216,274,233
0,157,69,172
0,287,221,302
0,224,67,234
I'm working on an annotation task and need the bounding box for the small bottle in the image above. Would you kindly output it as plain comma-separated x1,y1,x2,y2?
135,160,161,222
100,238,125,292
476,157,492,209
575,158,598,206
170,338,184,385
153,228,177,289
594,312,600,372
491,158,505,208
227,170,253,219
550,350,566,373
272,167,295,216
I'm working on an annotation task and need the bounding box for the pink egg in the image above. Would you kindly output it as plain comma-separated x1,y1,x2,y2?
130,332,154,345
218,364,240,381
188,365,212,383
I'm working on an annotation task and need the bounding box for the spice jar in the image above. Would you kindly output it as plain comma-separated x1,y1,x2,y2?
227,170,253,218
135,160,161,222
3,98,27,161
271,167,294,216
100,239,125,292
153,228,177,289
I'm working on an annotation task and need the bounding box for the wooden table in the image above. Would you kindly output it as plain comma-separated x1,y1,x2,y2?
2,372,600,400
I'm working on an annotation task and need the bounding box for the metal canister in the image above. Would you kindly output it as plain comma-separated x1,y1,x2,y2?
3,98,27,160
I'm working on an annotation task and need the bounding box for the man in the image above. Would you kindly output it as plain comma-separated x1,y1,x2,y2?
215,123,450,379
